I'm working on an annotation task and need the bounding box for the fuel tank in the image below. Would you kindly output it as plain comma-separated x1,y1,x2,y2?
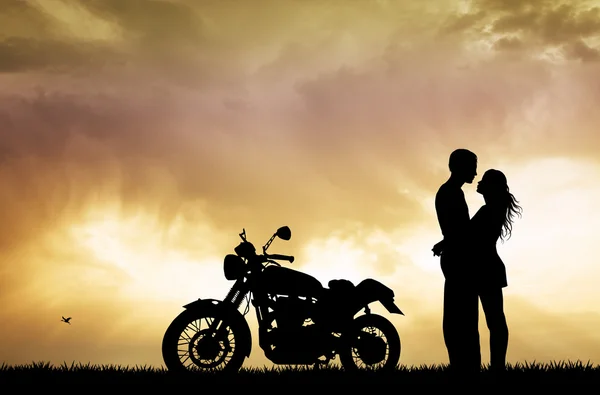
259,266,324,298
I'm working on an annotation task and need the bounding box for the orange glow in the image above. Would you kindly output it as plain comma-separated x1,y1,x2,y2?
2,0,600,370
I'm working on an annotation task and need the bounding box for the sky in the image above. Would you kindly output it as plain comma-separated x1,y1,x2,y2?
1,0,600,369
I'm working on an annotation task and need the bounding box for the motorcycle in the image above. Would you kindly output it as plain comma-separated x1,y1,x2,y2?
162,226,404,373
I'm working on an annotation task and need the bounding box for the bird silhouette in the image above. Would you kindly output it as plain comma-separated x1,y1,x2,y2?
61,316,72,325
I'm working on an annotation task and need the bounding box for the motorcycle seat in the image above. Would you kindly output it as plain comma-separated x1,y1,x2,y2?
327,279,355,291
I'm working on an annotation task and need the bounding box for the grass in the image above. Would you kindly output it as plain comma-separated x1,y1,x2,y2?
1,360,599,391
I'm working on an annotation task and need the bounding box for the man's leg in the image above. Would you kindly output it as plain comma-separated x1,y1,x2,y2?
443,280,480,372
443,280,460,368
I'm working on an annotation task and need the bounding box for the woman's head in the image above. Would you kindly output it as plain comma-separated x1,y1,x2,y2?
476,169,508,196
477,169,523,241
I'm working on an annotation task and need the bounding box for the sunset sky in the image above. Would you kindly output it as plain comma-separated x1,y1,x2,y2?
2,0,600,369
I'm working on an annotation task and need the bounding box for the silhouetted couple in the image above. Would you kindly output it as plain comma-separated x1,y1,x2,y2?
433,148,523,375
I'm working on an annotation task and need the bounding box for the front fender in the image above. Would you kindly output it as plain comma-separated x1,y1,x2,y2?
183,298,252,358
355,279,404,316
183,298,223,310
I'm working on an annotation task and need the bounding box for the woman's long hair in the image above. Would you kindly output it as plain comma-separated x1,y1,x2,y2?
484,169,523,242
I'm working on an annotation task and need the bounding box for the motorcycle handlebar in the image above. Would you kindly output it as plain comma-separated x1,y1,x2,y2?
265,253,294,263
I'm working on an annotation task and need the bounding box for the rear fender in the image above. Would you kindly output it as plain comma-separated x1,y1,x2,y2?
355,279,404,316
183,298,252,358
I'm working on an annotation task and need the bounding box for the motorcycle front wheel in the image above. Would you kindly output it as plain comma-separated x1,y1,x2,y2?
339,313,401,372
161,305,249,373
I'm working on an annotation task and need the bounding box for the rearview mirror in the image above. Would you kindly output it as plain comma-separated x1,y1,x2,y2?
276,226,291,241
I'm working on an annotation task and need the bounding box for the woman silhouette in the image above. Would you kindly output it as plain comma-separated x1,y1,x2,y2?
470,169,522,372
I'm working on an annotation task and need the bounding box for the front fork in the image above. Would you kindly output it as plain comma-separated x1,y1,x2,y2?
207,279,249,338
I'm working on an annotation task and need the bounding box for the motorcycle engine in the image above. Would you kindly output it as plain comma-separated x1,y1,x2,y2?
264,295,334,362
272,295,312,329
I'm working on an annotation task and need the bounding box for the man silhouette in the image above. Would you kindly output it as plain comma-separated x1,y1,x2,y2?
433,148,481,375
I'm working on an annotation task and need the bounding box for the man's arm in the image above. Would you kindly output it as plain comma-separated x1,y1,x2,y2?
432,239,445,256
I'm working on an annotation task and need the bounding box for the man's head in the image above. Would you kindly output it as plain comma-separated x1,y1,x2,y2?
448,148,477,184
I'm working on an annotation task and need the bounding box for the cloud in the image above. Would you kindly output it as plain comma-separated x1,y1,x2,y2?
440,10,488,34
3,19,600,256
0,82,428,264
441,1,600,62
81,0,205,47
477,0,553,12
0,0,246,88
2,0,600,368
0,0,55,38
564,39,600,62
495,4,600,46
0,37,112,72
0,0,444,81
492,36,524,51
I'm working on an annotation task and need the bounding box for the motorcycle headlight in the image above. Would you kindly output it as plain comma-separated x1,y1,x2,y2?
223,254,246,280
234,241,256,258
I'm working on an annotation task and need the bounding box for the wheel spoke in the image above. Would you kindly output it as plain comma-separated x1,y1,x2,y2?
347,321,395,371
172,312,239,372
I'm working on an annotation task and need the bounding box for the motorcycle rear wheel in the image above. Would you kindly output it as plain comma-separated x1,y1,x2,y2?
162,306,249,373
339,313,401,372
